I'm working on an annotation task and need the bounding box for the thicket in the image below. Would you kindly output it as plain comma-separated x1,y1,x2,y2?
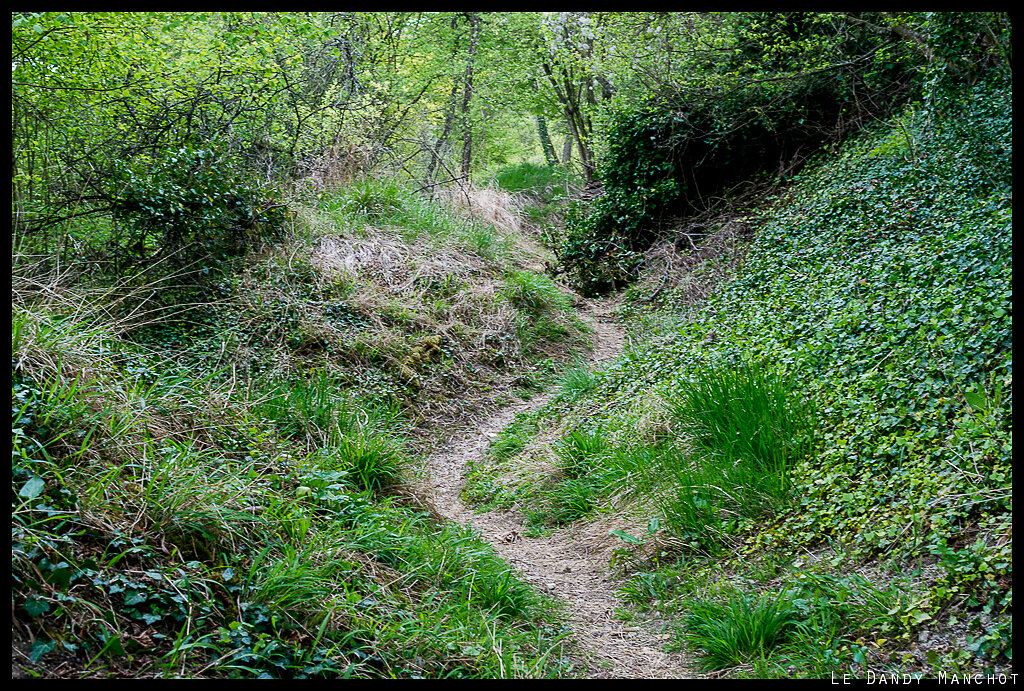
557,12,1008,293
10,14,598,677
11,173,588,677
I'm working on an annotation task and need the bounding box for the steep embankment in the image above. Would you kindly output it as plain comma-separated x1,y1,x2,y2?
11,181,594,679
464,77,1012,678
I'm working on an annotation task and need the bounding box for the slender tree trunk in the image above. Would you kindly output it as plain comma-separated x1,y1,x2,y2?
459,12,482,180
562,121,573,166
426,16,466,186
537,115,559,166
427,74,461,185
541,57,595,182
563,102,595,182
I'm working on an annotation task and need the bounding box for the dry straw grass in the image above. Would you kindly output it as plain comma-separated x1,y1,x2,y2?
234,179,581,433
634,217,753,306
295,141,374,194
307,229,525,373
435,182,525,238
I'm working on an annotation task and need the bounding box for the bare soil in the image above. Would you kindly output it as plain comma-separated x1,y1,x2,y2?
412,297,695,679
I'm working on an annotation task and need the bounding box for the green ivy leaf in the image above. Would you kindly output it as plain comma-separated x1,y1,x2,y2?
30,640,55,663
19,477,45,499
23,597,50,617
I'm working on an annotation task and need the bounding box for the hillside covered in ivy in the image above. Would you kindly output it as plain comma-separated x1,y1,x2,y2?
12,12,1011,680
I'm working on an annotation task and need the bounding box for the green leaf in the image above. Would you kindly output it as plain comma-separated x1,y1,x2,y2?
124,591,147,606
610,529,643,544
23,597,50,617
47,567,73,590
100,634,126,657
964,390,987,413
30,640,55,662
910,610,932,625
19,477,45,499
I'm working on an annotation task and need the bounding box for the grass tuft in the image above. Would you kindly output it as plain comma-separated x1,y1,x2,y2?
682,590,798,671
652,362,816,546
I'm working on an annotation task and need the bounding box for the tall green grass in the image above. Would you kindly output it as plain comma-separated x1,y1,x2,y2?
12,170,593,678
682,590,798,671
12,301,575,678
248,370,406,492
653,362,816,545
554,360,598,402
492,163,572,203
664,571,917,675
502,270,573,316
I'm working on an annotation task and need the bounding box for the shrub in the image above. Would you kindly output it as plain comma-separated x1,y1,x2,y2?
558,13,928,293
110,145,285,271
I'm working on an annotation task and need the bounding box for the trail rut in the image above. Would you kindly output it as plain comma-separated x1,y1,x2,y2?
414,298,693,679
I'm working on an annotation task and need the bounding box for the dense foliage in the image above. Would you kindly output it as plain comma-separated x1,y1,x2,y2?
557,12,1010,293
11,11,1013,680
12,178,585,679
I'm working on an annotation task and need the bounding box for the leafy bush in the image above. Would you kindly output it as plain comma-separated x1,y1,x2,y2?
109,145,285,270
560,70,910,294
556,14,1017,293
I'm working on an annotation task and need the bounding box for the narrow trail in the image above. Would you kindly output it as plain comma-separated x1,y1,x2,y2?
415,298,694,679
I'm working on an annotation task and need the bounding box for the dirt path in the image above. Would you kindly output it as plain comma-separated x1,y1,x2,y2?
415,298,693,679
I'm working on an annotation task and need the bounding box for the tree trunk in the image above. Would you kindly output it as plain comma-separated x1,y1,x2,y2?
459,12,482,180
427,37,463,185
540,57,596,182
562,121,573,166
537,115,559,166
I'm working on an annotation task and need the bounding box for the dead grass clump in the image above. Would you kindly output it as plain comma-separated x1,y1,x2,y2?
295,141,373,194
632,217,753,307
301,224,577,423
436,182,525,237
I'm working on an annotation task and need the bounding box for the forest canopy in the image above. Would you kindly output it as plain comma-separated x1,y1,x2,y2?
16,12,1009,283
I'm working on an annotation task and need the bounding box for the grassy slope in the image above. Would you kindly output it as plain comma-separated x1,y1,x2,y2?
473,77,1011,677
11,180,588,678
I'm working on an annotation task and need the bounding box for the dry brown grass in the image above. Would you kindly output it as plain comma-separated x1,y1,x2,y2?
631,218,753,307
435,182,525,238
219,180,586,435
295,141,373,194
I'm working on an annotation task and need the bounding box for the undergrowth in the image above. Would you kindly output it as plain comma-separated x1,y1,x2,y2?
11,178,587,678
476,75,1012,678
